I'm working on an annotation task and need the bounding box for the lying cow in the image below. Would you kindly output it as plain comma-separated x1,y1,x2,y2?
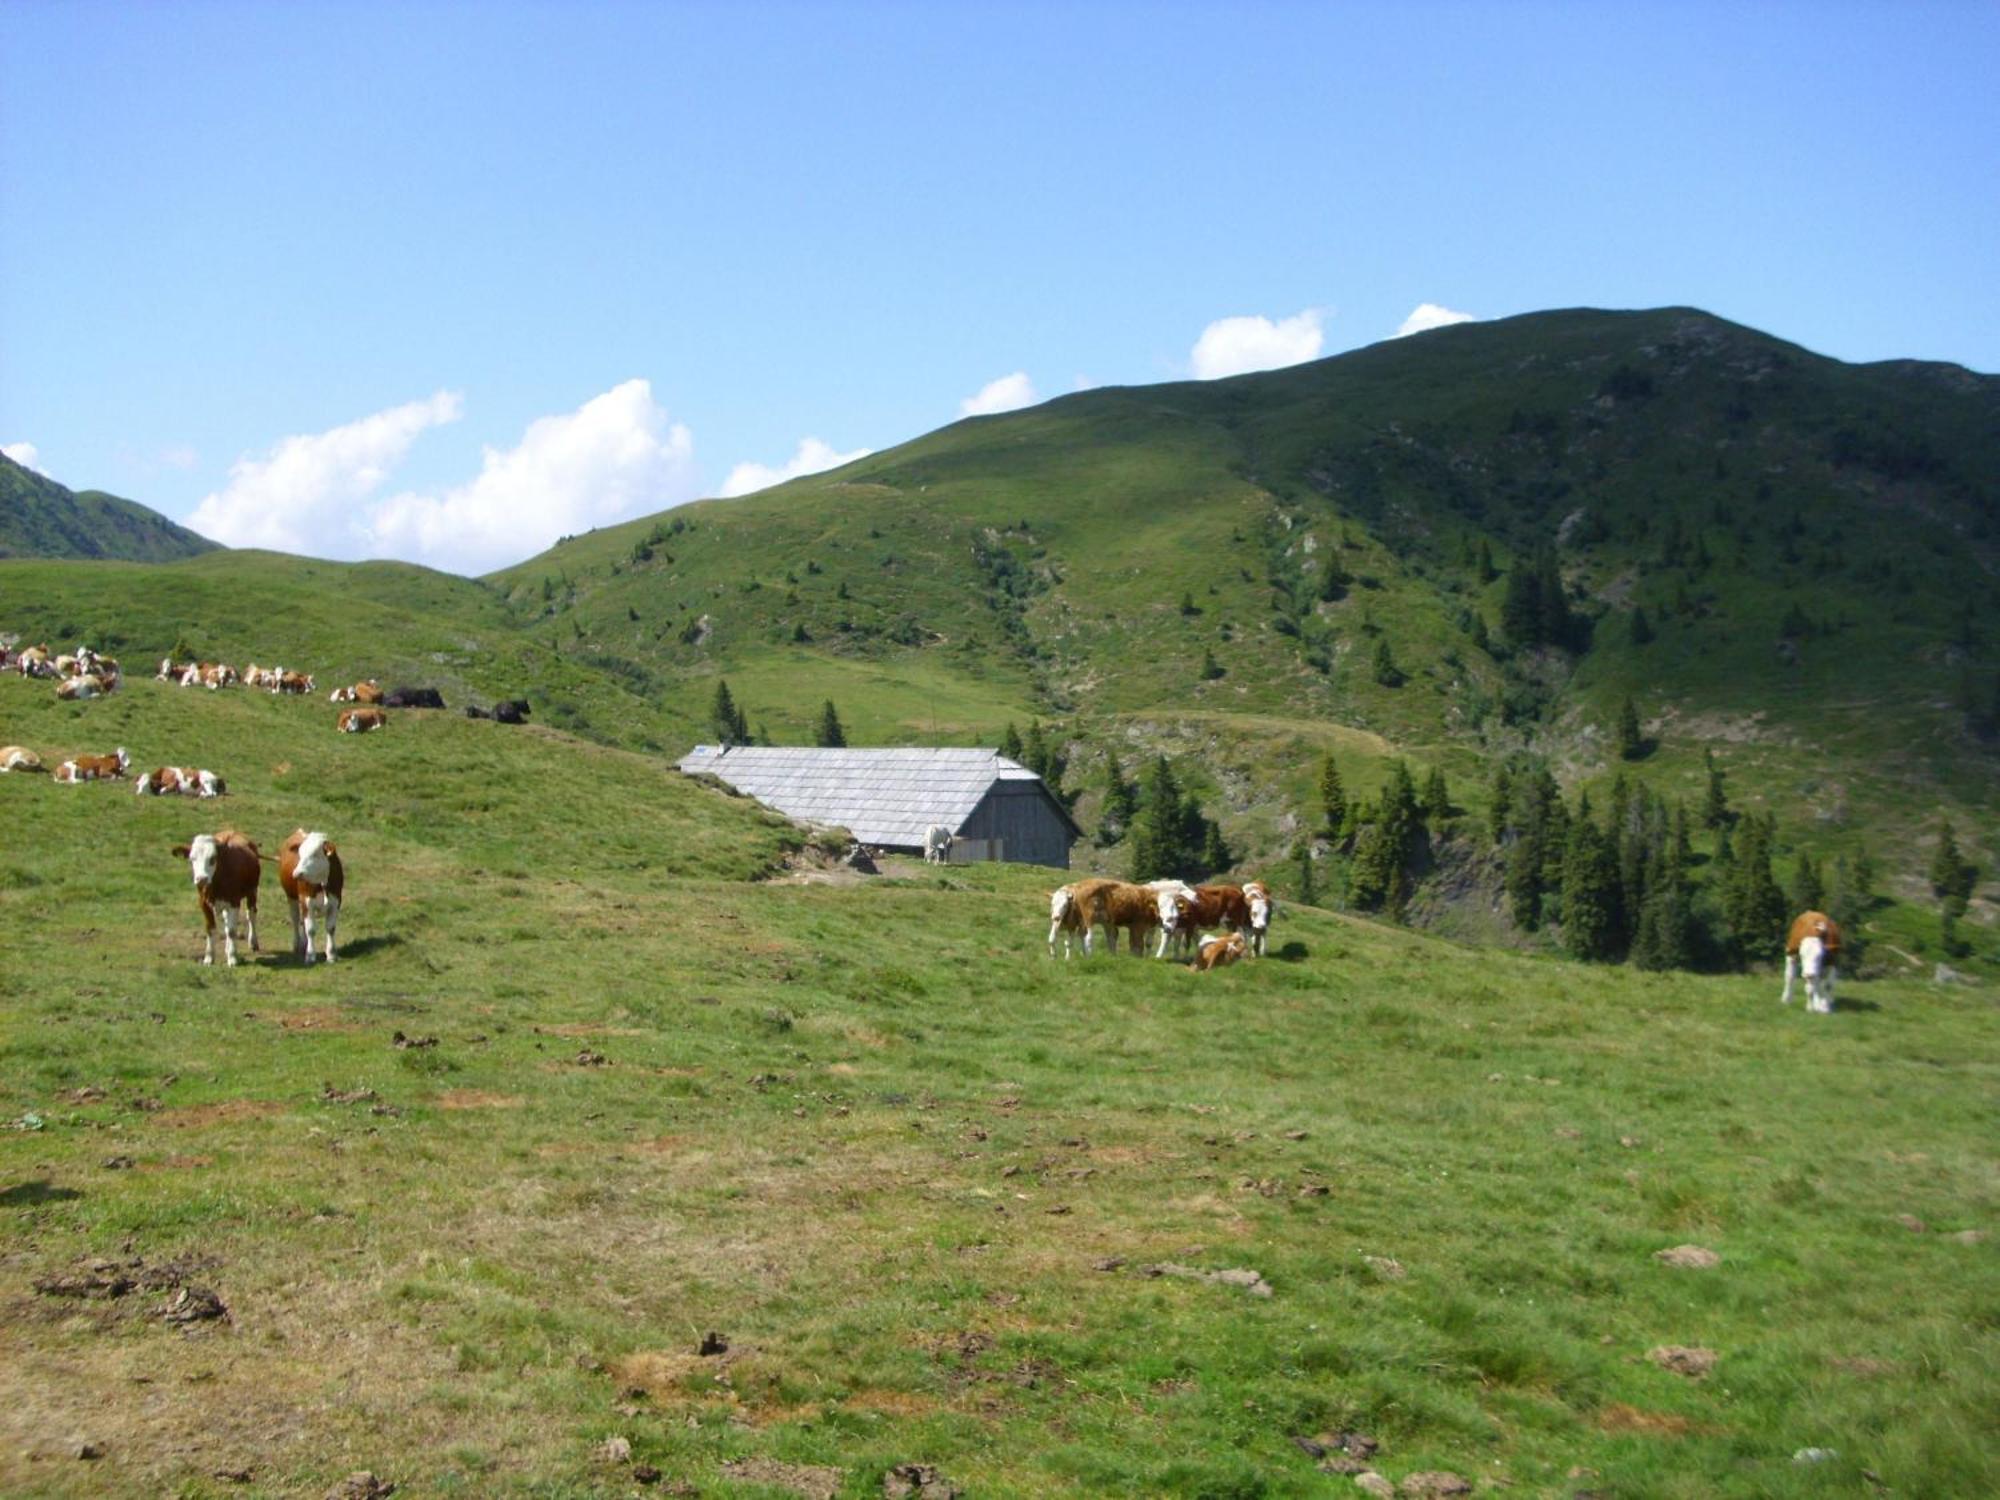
273,670,315,695
1780,909,1844,1014
53,747,130,782
171,830,262,966
135,765,225,798
0,745,47,773
493,698,530,724
55,673,111,700
329,679,382,704
923,824,953,863
279,828,344,964
16,645,57,678
180,662,239,690
382,686,444,709
1190,931,1248,972
338,707,388,733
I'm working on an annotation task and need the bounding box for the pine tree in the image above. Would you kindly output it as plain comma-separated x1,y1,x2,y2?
1318,755,1347,839
1130,757,1189,881
711,680,748,745
998,722,1024,763
1422,766,1451,826
1560,817,1621,960
1100,754,1138,844
1295,841,1318,906
1350,762,1421,917
1200,819,1233,880
1536,549,1572,648
1372,637,1403,687
1488,763,1514,846
1629,606,1655,645
1476,539,1498,584
1789,849,1824,913
814,700,847,748
1024,721,1050,780
1501,561,1541,647
1201,647,1225,680
1318,550,1352,602
1616,696,1644,760
1930,821,1976,913
1703,749,1731,828
1724,815,1788,965
1469,613,1492,655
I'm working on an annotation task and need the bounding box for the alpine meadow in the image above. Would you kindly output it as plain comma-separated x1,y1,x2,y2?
2,307,1996,1499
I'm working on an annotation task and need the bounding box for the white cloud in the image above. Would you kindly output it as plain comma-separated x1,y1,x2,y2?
189,391,463,555
721,437,872,499
159,444,200,471
3,441,42,473
1189,309,1324,380
1395,302,1479,338
959,371,1039,417
367,379,697,575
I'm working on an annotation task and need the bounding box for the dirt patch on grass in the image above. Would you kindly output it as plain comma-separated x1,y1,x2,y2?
264,1006,363,1033
719,1457,842,1499
138,1155,214,1171
534,1023,647,1038
1598,1403,1699,1435
153,1100,284,1129
434,1089,524,1110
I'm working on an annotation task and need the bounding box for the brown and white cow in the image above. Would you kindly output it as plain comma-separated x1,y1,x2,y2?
180,662,239,690
1780,910,1844,1014
135,765,225,798
1189,931,1248,972
0,745,47,773
337,707,387,733
1158,883,1256,958
53,747,130,782
278,828,345,964
16,644,56,678
1242,880,1275,958
330,679,383,704
274,670,315,695
170,830,262,966
55,673,111,700
1076,879,1170,957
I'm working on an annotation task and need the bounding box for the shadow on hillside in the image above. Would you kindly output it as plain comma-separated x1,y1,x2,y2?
1831,996,1883,1013
1,1180,82,1207
1272,941,1310,963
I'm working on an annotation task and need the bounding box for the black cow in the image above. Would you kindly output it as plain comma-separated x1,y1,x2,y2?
383,687,446,709
493,699,531,724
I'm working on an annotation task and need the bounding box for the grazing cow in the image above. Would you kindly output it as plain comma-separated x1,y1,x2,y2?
493,698,530,724
53,747,130,782
382,686,444,709
0,745,46,773
338,707,388,733
1158,883,1255,958
1780,910,1844,1014
1189,931,1248,972
1076,879,1169,957
923,824,953,864
55,673,110,700
171,830,262,966
278,828,344,964
1242,880,1275,958
135,766,224,798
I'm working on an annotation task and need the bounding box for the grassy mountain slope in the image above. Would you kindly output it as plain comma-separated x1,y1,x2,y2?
1,668,1995,1497
0,453,220,562
488,308,1996,941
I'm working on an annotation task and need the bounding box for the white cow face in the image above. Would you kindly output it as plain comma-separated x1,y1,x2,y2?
1156,889,1187,930
295,832,332,884
186,834,220,888
1798,935,1825,978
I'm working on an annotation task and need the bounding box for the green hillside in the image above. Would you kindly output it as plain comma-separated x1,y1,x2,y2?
0,453,220,562
487,307,1997,956
1,667,1995,1497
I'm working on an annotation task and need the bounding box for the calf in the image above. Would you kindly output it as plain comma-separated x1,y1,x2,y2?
1780,910,1844,1014
53,747,130,782
338,707,388,733
1189,931,1248,972
278,828,345,964
171,831,262,966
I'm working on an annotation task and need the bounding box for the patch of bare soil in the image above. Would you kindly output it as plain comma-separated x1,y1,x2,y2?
1647,1345,1719,1378
138,1155,214,1171
153,1100,283,1129
534,1023,646,1038
1140,1263,1273,1296
1598,1403,1698,1435
1653,1244,1721,1270
719,1457,842,1499
434,1090,524,1110
265,1007,363,1033
884,1463,963,1498
1830,1356,1898,1379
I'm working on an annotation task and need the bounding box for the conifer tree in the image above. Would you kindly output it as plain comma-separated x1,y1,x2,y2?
1789,849,1824,914
1318,755,1347,839
1099,753,1138,844
1501,561,1541,647
1469,613,1492,655
1930,821,1976,913
1372,637,1403,687
1724,815,1788,965
998,721,1024,763
1201,647,1225,680
1536,549,1573,648
1295,841,1317,906
1318,550,1351,602
711,680,749,746
1616,696,1644,760
1629,607,1655,645
1200,819,1233,880
1488,763,1514,846
1560,816,1621,960
1349,761,1420,916
1703,748,1731,828
1130,757,1189,881
1422,766,1451,826
814,700,847,748
1476,538,1498,584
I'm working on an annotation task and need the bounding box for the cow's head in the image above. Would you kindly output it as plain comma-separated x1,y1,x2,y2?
295,831,333,884
1244,881,1273,932
1798,934,1826,978
180,834,220,889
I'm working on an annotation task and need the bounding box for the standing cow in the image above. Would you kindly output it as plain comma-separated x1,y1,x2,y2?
170,831,262,966
923,824,954,863
279,828,345,964
1780,910,1844,1014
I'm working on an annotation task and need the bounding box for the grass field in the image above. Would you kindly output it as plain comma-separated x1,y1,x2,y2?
2,671,1995,1499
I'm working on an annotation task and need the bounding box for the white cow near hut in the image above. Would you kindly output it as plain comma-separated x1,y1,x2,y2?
923,824,954,863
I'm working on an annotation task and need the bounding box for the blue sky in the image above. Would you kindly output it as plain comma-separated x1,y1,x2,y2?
4,0,1996,575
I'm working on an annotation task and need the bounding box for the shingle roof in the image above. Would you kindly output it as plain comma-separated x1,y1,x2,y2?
676,745,1075,848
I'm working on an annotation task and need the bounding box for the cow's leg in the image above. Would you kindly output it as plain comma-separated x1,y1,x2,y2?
219,905,238,967
323,894,339,962
200,897,216,965
301,890,318,965
245,893,259,952
1780,952,1798,1004
289,894,306,957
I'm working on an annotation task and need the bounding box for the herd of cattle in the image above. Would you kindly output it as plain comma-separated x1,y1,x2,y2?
1049,876,1274,971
